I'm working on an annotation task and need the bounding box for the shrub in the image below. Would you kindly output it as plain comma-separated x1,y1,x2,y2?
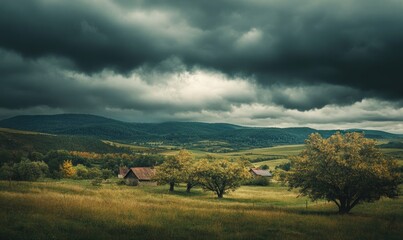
91,178,103,186
125,178,139,186
273,169,288,185
116,179,126,185
260,165,269,170
13,159,49,181
87,167,102,179
73,165,104,180
0,163,14,181
60,160,76,178
244,176,270,186
74,164,89,179
101,169,114,180
275,162,291,171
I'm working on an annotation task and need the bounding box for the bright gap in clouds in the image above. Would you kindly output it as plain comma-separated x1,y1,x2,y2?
2,48,402,133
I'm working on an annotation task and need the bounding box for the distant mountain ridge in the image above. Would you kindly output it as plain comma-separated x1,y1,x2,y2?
0,114,400,149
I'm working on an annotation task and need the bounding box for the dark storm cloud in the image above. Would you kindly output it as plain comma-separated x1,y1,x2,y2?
1,0,403,133
0,49,254,114
0,0,161,73
1,0,403,109
263,84,363,110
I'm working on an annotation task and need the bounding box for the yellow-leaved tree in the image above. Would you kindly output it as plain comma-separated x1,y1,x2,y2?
288,132,400,214
60,160,76,178
193,159,251,198
155,150,193,192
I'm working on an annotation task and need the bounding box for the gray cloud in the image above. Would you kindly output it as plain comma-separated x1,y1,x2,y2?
1,0,403,101
0,49,255,114
0,0,402,132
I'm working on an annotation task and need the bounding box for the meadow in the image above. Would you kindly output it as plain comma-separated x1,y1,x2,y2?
156,143,403,169
0,180,402,240
1,133,402,240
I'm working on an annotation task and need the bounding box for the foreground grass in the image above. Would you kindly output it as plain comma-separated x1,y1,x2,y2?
0,180,402,240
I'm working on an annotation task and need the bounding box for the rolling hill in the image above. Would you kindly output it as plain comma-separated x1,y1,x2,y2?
0,114,400,149
0,128,127,154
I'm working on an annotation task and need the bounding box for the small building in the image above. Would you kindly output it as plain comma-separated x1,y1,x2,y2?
118,167,129,179
123,167,156,186
250,168,272,177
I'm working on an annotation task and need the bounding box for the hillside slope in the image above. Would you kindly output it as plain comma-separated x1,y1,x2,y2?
0,114,399,148
0,128,126,154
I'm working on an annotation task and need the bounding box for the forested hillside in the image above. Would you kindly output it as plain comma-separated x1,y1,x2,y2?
0,114,400,149
0,128,126,154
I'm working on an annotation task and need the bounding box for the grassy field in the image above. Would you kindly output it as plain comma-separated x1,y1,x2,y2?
161,145,305,170
381,148,403,164
129,142,403,169
0,180,401,240
253,158,290,169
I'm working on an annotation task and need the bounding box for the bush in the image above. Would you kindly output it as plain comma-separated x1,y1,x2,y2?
60,160,76,178
244,176,270,186
0,163,14,181
50,170,62,179
125,178,139,186
74,165,104,179
13,159,49,181
91,178,103,186
116,179,126,185
273,169,288,185
87,167,102,179
101,169,114,180
260,165,269,170
74,164,89,179
275,162,291,171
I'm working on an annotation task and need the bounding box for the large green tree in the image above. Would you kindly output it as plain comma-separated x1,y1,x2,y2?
194,159,250,198
288,132,400,214
155,150,193,191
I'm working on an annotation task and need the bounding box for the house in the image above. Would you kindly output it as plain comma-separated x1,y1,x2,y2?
250,168,272,177
118,167,129,179
123,167,156,186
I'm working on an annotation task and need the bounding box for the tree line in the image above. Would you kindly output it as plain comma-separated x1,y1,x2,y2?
0,132,401,214
155,133,401,213
0,150,164,181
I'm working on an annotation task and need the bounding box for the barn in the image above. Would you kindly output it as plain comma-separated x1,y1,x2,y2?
250,168,272,177
118,167,129,179
123,167,156,186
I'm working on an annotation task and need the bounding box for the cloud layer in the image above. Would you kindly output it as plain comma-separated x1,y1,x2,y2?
0,0,402,133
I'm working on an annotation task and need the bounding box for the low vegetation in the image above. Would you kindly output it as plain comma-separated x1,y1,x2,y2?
0,127,402,239
0,180,401,240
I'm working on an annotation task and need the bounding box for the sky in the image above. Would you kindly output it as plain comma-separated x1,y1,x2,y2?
1,0,403,133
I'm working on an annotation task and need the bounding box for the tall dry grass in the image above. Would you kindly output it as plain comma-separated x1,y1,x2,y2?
0,180,401,240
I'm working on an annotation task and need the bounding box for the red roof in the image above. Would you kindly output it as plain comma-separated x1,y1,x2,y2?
119,167,129,176
124,167,155,180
